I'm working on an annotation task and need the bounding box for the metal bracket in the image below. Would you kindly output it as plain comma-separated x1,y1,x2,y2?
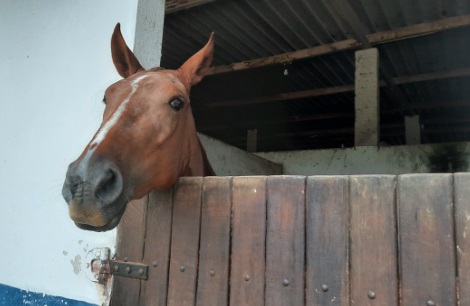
85,248,148,284
110,261,148,280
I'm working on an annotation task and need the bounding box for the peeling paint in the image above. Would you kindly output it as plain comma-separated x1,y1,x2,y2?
63,251,69,256
70,255,82,275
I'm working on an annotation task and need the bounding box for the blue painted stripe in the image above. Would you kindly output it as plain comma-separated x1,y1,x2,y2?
0,283,96,306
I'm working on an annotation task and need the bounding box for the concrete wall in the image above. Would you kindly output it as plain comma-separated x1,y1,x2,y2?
257,142,470,175
0,1,138,304
199,134,282,175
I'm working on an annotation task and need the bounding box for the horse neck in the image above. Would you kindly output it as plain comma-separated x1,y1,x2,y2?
184,116,214,177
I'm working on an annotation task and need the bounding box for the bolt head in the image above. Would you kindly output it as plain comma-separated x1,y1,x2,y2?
321,284,329,292
180,265,186,272
427,300,436,306
152,261,158,267
113,265,119,272
125,266,131,274
282,279,289,286
244,274,250,281
209,270,215,276
138,268,144,275
368,291,376,299
123,257,129,262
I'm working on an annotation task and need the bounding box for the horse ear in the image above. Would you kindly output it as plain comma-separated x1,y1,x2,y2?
111,23,144,78
179,32,215,87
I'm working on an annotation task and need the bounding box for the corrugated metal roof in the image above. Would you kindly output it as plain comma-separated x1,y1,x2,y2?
161,0,470,151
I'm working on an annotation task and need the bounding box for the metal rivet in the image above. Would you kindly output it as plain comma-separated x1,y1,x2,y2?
138,268,144,276
282,279,289,286
368,291,376,299
123,257,129,262
125,266,131,274
113,265,119,272
427,300,436,306
321,284,329,292
209,270,215,276
180,265,186,272
152,261,158,267
244,274,250,281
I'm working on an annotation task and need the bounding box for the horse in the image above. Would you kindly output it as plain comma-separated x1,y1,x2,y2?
62,24,215,232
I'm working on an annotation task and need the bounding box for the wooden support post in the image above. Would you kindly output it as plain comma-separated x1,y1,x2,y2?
354,48,380,146
405,115,421,145
247,129,257,152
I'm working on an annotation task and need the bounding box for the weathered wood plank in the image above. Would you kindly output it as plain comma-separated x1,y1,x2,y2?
455,173,470,305
112,196,148,306
350,176,398,305
266,176,305,306
167,177,203,306
306,176,349,306
139,190,174,306
230,177,267,306
398,174,456,306
196,177,232,306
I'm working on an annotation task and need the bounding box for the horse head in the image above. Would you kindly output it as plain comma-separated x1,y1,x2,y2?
62,24,214,231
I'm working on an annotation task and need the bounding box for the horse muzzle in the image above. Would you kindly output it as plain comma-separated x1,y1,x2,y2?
62,158,126,231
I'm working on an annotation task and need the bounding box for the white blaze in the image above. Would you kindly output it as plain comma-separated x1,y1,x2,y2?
90,74,149,147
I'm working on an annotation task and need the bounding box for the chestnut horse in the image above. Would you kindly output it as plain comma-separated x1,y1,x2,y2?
62,24,214,231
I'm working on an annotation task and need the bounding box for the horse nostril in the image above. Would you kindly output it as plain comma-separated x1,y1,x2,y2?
62,172,83,203
94,167,123,205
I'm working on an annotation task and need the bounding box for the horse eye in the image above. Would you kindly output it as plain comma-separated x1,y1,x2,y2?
169,98,184,111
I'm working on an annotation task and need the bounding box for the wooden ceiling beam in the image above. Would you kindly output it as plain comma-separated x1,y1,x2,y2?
207,14,470,75
220,117,470,143
166,0,216,14
198,67,470,109
197,99,470,132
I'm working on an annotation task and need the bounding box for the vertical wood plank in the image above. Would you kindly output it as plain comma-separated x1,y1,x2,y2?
167,177,203,306
230,177,267,306
350,175,398,305
455,173,470,305
266,176,305,306
139,189,174,306
398,174,456,306
306,176,349,306
111,196,148,306
196,177,232,306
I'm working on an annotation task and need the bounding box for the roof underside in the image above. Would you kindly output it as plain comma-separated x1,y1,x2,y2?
162,0,470,152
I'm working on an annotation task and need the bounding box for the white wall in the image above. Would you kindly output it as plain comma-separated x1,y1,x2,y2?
257,142,470,175
0,1,137,304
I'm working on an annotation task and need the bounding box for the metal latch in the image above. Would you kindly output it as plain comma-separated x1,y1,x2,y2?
85,248,148,284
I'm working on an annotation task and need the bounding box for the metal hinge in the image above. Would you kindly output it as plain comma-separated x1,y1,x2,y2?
85,248,148,285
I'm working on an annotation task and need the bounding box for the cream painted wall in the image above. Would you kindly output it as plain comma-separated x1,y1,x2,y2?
0,1,137,304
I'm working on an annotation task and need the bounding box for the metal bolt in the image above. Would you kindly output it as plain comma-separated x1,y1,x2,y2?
113,265,119,272
209,270,215,276
138,268,144,276
368,291,376,299
125,266,131,274
152,261,158,267
321,284,329,292
180,265,186,272
427,300,436,306
123,257,129,262
282,279,289,286
244,274,250,281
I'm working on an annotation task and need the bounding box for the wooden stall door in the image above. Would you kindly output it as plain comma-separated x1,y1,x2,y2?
111,174,467,306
